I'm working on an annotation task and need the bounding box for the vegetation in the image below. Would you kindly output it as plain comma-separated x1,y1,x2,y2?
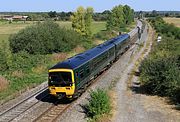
139,17,180,103
135,11,180,18
0,40,11,72
71,6,94,37
163,17,180,28
107,5,134,31
0,11,110,21
0,21,106,44
0,50,49,101
9,21,82,54
149,17,180,39
85,89,111,121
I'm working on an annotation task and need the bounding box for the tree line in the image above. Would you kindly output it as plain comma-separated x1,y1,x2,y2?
135,10,180,18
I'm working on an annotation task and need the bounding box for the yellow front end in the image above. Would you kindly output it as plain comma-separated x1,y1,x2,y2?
48,69,75,98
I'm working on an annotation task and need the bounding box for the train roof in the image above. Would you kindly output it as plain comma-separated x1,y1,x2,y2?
50,34,130,70
110,34,130,44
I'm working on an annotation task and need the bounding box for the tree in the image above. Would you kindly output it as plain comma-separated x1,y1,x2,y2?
102,10,111,15
123,5,133,25
85,7,94,37
107,5,125,30
152,10,158,17
71,6,94,37
48,11,57,18
71,6,86,35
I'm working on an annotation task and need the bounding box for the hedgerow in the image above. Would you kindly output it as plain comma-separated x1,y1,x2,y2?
139,56,180,102
148,17,180,39
139,17,180,103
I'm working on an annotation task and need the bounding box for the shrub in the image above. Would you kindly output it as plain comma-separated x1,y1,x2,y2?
9,51,49,72
81,37,95,49
139,56,180,103
85,89,111,119
0,40,12,72
9,21,82,54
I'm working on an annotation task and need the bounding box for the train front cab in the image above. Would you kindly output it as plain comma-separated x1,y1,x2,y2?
48,69,75,99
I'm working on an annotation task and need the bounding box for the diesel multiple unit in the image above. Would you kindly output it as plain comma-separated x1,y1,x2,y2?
48,26,143,99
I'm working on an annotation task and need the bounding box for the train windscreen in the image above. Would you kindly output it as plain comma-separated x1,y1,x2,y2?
49,72,72,86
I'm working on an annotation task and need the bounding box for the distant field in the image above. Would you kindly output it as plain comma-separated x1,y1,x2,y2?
91,21,106,34
163,17,180,27
0,21,106,43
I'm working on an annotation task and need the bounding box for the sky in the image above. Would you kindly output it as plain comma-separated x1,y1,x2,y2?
0,0,180,12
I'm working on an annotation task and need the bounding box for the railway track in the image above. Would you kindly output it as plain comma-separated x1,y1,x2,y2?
0,86,48,122
32,101,71,122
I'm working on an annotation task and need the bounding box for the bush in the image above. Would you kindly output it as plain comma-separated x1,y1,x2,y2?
9,51,49,72
0,40,12,72
140,55,180,103
9,21,82,54
140,57,179,89
81,37,95,49
85,89,111,119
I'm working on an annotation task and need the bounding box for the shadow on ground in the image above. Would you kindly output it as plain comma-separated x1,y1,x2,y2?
130,71,180,111
35,89,72,105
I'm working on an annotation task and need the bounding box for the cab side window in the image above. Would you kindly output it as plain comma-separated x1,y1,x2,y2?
76,72,79,77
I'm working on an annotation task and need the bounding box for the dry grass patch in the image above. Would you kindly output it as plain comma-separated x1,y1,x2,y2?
51,52,67,63
108,90,117,121
11,70,24,78
32,65,46,74
94,39,104,45
163,17,180,27
0,76,9,91
73,45,85,53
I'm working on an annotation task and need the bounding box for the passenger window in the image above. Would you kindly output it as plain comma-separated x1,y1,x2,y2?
86,66,90,73
79,70,84,78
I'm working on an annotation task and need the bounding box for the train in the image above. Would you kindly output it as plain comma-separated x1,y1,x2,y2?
48,22,144,99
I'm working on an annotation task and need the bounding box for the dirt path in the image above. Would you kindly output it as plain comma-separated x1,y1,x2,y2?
113,24,180,122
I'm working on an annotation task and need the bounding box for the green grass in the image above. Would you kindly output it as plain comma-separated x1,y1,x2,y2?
56,21,72,29
91,21,106,35
56,21,106,35
0,34,9,43
0,21,106,42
